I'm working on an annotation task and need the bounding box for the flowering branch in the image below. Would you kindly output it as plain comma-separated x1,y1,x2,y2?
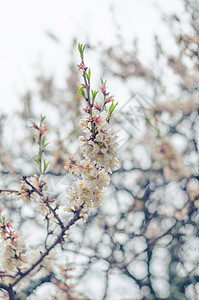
31,115,49,177
0,43,119,299
10,205,83,289
65,44,119,216
0,283,15,300
21,176,64,230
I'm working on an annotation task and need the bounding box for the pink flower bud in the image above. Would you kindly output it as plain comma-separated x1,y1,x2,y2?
100,84,106,95
30,121,39,130
39,124,48,135
105,96,113,104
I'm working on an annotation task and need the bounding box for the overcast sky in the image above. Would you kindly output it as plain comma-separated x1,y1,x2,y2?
0,0,183,112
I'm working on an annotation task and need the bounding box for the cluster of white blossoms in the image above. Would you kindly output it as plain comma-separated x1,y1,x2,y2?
18,175,46,203
0,217,56,285
0,220,27,276
65,108,119,211
17,175,54,218
80,111,119,173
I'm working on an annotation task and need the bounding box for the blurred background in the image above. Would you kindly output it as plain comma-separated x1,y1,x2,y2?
0,0,182,111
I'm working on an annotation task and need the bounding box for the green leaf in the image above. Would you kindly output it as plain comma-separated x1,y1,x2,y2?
78,43,86,58
42,136,49,148
40,114,46,124
82,44,86,57
78,43,82,55
109,102,114,114
43,160,49,173
1,215,5,225
91,90,98,101
109,101,118,115
42,136,46,146
86,69,91,82
33,133,39,143
146,118,152,125
77,87,85,97
100,78,107,86
38,146,42,156
34,156,40,165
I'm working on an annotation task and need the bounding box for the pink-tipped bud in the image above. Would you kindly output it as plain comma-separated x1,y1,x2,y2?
30,121,39,130
100,84,106,95
105,96,113,104
39,124,48,135
93,103,101,111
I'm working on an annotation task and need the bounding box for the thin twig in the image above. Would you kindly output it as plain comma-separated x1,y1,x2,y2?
10,204,84,288
22,176,64,230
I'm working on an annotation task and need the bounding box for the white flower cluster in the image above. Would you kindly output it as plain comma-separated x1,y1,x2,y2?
24,248,56,274
0,221,27,276
65,109,119,211
0,238,26,274
0,230,56,285
18,176,52,217
80,112,118,173
18,176,46,203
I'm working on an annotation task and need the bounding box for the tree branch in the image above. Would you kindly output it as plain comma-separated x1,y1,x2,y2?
0,283,15,300
10,204,84,288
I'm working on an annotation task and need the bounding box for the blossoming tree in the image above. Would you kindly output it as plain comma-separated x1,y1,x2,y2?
0,1,199,299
